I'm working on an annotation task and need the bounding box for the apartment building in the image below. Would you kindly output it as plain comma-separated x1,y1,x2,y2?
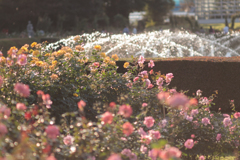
195,0,240,24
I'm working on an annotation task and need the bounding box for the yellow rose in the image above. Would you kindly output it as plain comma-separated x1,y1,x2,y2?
100,52,106,58
74,36,80,42
57,50,66,56
45,53,50,57
61,46,73,53
48,57,55,61
32,57,39,61
94,45,101,51
52,52,57,57
123,62,129,68
73,93,78,97
7,46,18,56
31,42,37,48
109,61,116,66
35,44,42,49
49,65,55,70
50,74,58,80
75,45,84,51
32,50,40,56
41,62,48,69
103,56,110,63
64,53,73,59
0,57,6,63
52,60,57,65
35,61,43,66
111,54,119,61
17,46,28,55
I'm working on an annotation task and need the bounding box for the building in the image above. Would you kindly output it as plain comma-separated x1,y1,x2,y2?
195,0,240,24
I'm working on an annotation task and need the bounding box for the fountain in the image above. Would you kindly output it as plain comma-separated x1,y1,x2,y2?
44,30,240,58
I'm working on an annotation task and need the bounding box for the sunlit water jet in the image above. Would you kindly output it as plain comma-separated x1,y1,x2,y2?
45,30,240,58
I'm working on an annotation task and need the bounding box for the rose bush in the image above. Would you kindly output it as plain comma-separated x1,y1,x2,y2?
0,35,239,160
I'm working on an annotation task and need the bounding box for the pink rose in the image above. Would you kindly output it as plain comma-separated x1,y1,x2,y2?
149,130,161,139
138,56,145,66
159,119,167,128
188,98,198,106
63,135,74,145
157,92,170,102
199,97,209,105
101,111,113,125
93,62,99,67
144,116,155,128
139,70,148,79
144,79,151,88
234,112,240,119
166,93,189,109
17,54,27,66
109,102,116,109
191,134,195,138
223,117,232,127
141,135,152,145
122,122,134,136
202,117,211,126
107,154,122,160
3,107,10,119
216,134,221,141
196,90,202,96
148,60,155,68
78,100,86,110
121,149,132,157
128,153,137,160
16,103,27,110
191,109,199,117
138,127,147,136
186,115,193,122
199,155,205,160
0,76,3,87
14,83,30,97
42,94,52,109
148,149,159,160
184,139,194,149
140,145,147,154
45,125,59,140
163,147,182,159
0,123,7,137
169,89,177,94
46,154,57,160
149,69,154,74
223,114,230,118
142,103,148,107
133,77,139,82
156,77,163,86
165,73,174,84
118,104,132,118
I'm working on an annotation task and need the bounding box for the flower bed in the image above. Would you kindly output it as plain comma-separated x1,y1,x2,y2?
0,37,240,160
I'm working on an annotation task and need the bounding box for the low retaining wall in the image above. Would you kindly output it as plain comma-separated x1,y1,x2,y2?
117,59,240,113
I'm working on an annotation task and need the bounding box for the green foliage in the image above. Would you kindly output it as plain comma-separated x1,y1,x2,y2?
36,14,52,33
114,14,128,28
144,0,175,25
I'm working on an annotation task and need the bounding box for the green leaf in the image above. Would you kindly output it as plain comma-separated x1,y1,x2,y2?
151,139,168,149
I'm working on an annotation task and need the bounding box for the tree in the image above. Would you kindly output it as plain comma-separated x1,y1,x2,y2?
145,0,175,25
0,0,105,32
104,0,146,24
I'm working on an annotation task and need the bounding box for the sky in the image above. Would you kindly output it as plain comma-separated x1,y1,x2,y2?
174,0,181,6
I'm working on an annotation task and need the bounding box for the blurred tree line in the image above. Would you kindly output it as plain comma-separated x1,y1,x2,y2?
0,0,174,33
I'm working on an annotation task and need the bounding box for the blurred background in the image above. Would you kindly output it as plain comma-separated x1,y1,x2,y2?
0,0,240,53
